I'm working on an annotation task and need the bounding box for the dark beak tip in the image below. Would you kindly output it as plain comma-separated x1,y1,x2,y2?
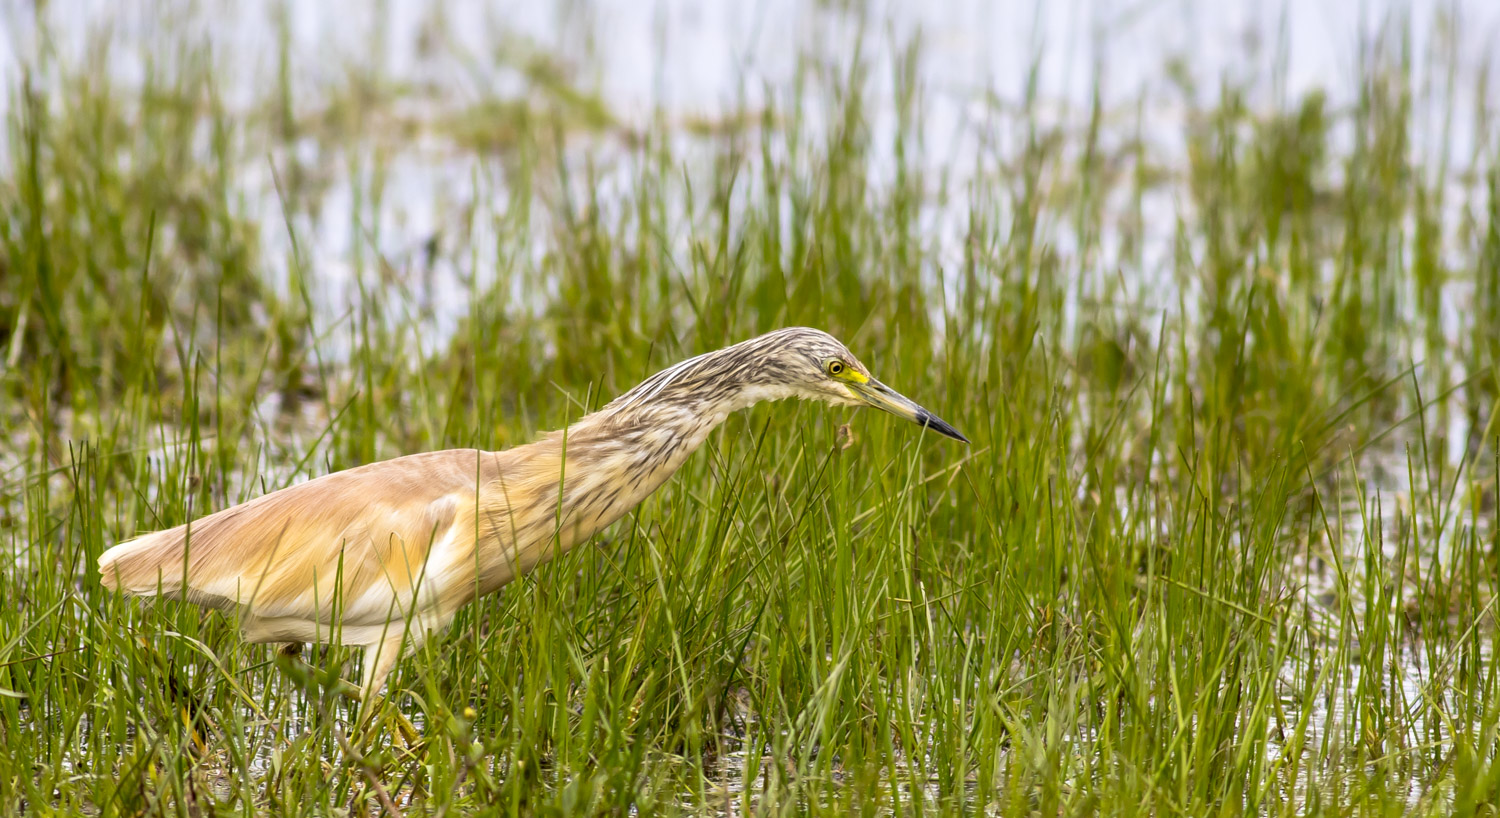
916,411,969,444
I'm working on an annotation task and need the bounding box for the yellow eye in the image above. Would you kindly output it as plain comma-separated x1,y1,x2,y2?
827,360,846,376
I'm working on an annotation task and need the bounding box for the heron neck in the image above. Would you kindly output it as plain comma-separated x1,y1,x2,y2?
493,348,782,580
562,397,736,516
493,394,731,565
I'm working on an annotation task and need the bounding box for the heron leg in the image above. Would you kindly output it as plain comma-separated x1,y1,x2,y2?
272,640,421,747
356,634,421,747
274,642,362,700
360,634,408,700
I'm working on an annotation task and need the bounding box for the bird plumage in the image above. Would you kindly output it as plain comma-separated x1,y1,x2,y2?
98,327,964,696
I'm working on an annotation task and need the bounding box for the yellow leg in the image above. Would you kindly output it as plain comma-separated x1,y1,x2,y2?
274,642,362,699
358,635,422,747
274,642,421,747
360,634,408,701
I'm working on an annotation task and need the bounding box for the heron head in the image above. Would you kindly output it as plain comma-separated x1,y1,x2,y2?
755,328,969,443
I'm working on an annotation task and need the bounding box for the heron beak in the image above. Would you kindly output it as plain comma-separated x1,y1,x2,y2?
848,378,969,443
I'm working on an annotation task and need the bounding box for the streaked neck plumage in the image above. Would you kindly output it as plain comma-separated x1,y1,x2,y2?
495,342,796,581
558,343,787,521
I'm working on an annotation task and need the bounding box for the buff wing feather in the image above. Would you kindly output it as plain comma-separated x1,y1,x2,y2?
98,450,511,635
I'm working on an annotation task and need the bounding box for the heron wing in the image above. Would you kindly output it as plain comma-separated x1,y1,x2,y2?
98,449,508,625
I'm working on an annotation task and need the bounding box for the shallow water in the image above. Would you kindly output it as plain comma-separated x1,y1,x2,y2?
5,0,1495,350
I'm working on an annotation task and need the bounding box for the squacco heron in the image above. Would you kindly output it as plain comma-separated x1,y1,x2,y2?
98,327,966,700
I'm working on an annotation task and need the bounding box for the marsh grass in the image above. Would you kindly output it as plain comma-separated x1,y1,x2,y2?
3,2,1500,814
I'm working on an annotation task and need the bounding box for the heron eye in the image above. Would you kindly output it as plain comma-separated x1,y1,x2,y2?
827,360,846,376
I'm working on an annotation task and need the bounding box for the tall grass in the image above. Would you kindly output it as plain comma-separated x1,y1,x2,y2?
2,2,1498,814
